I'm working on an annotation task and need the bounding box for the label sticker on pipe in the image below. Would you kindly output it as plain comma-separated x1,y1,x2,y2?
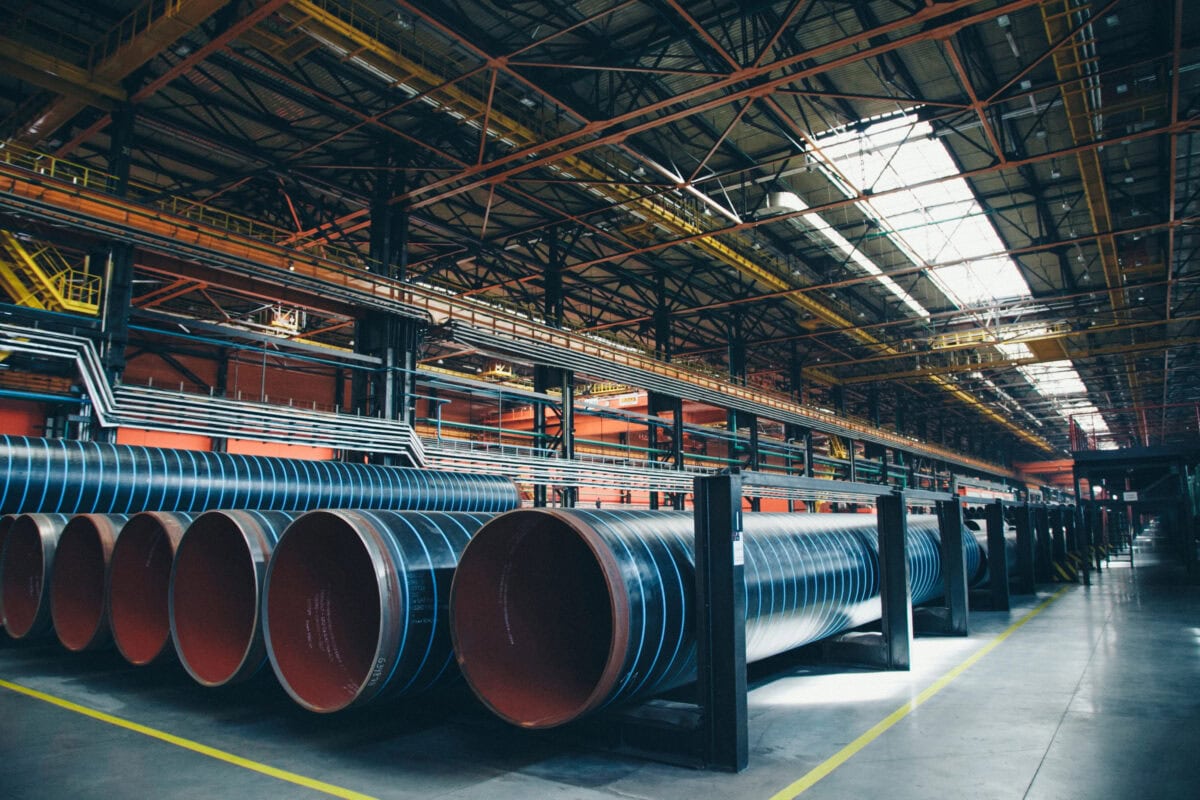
732,532,744,566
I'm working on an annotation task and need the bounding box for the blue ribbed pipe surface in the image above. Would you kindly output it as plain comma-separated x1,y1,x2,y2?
263,510,495,712
450,510,985,728
0,435,519,514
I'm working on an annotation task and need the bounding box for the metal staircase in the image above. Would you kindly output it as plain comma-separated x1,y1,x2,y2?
0,231,101,315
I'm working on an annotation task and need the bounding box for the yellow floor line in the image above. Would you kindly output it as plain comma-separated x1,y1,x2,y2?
0,677,377,800
768,586,1071,799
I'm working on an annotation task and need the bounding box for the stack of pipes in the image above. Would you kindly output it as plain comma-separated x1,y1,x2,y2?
0,435,1008,729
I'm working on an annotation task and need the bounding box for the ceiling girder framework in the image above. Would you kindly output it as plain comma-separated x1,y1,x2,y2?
0,0,1197,463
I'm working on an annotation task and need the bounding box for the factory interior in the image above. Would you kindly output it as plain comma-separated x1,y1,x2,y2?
0,0,1198,797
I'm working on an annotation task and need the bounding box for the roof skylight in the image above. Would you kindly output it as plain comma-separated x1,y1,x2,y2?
816,113,1032,308
809,111,1105,445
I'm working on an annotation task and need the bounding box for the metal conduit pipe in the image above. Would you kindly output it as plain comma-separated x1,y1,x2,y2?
109,512,196,666
170,510,300,687
0,514,72,639
0,514,13,634
263,510,495,713
49,514,130,651
0,435,520,515
450,510,985,729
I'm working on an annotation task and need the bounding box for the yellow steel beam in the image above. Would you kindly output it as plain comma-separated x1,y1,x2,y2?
0,39,126,101
839,336,1200,385
825,314,1199,372
287,0,1054,451
1040,0,1157,409
13,0,229,144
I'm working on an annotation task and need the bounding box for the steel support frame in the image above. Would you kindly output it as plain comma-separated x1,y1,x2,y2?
1013,503,1037,594
914,495,969,636
1034,505,1053,583
985,499,1012,611
694,471,748,773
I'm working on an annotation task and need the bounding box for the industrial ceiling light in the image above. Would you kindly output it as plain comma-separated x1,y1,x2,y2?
758,190,806,216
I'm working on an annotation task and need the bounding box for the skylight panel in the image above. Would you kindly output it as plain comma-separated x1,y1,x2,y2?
817,114,1032,308
811,111,1109,442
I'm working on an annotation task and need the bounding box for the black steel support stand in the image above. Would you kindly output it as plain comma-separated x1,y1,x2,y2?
694,473,748,772
1051,507,1068,576
1073,506,1091,586
1014,504,1037,594
823,489,913,668
985,500,1011,610
1034,505,1053,583
914,497,968,635
877,491,914,668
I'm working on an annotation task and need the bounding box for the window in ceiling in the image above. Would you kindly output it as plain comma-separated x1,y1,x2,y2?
812,112,1107,441
816,113,1032,308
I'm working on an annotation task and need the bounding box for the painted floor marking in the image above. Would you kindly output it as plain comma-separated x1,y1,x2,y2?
769,586,1071,799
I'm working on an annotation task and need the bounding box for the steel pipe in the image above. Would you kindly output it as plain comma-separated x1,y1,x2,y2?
450,510,985,728
49,514,130,651
0,435,520,515
170,510,300,687
109,512,195,666
1,514,71,639
0,514,13,634
263,510,494,713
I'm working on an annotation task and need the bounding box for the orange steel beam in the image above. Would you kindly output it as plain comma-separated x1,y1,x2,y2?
0,162,1035,473
459,119,1191,301
578,215,1200,335
133,278,204,308
400,0,1047,211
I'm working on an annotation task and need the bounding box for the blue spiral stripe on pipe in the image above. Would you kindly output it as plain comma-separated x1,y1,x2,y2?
0,436,519,515
492,511,987,715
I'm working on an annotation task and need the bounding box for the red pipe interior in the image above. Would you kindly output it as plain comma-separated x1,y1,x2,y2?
266,513,380,712
109,515,178,665
50,518,108,651
0,515,12,628
451,512,614,728
1,517,45,638
172,515,257,685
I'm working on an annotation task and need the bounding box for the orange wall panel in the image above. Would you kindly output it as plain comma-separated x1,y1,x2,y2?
0,401,45,436
225,439,335,461
115,428,213,451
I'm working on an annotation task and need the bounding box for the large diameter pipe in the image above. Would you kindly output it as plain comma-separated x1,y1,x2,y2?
0,514,71,639
0,435,520,515
0,514,13,634
170,510,299,687
263,510,494,713
450,510,985,729
109,512,195,666
49,514,130,651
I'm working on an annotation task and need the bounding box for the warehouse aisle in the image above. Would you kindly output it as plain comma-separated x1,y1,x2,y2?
1,544,1196,800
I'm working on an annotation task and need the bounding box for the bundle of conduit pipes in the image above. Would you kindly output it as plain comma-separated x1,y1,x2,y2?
0,437,519,686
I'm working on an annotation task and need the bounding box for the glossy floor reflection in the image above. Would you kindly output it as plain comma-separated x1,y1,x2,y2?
1,537,1196,800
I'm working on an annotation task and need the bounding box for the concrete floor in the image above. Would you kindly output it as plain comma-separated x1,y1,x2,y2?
1,536,1197,800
